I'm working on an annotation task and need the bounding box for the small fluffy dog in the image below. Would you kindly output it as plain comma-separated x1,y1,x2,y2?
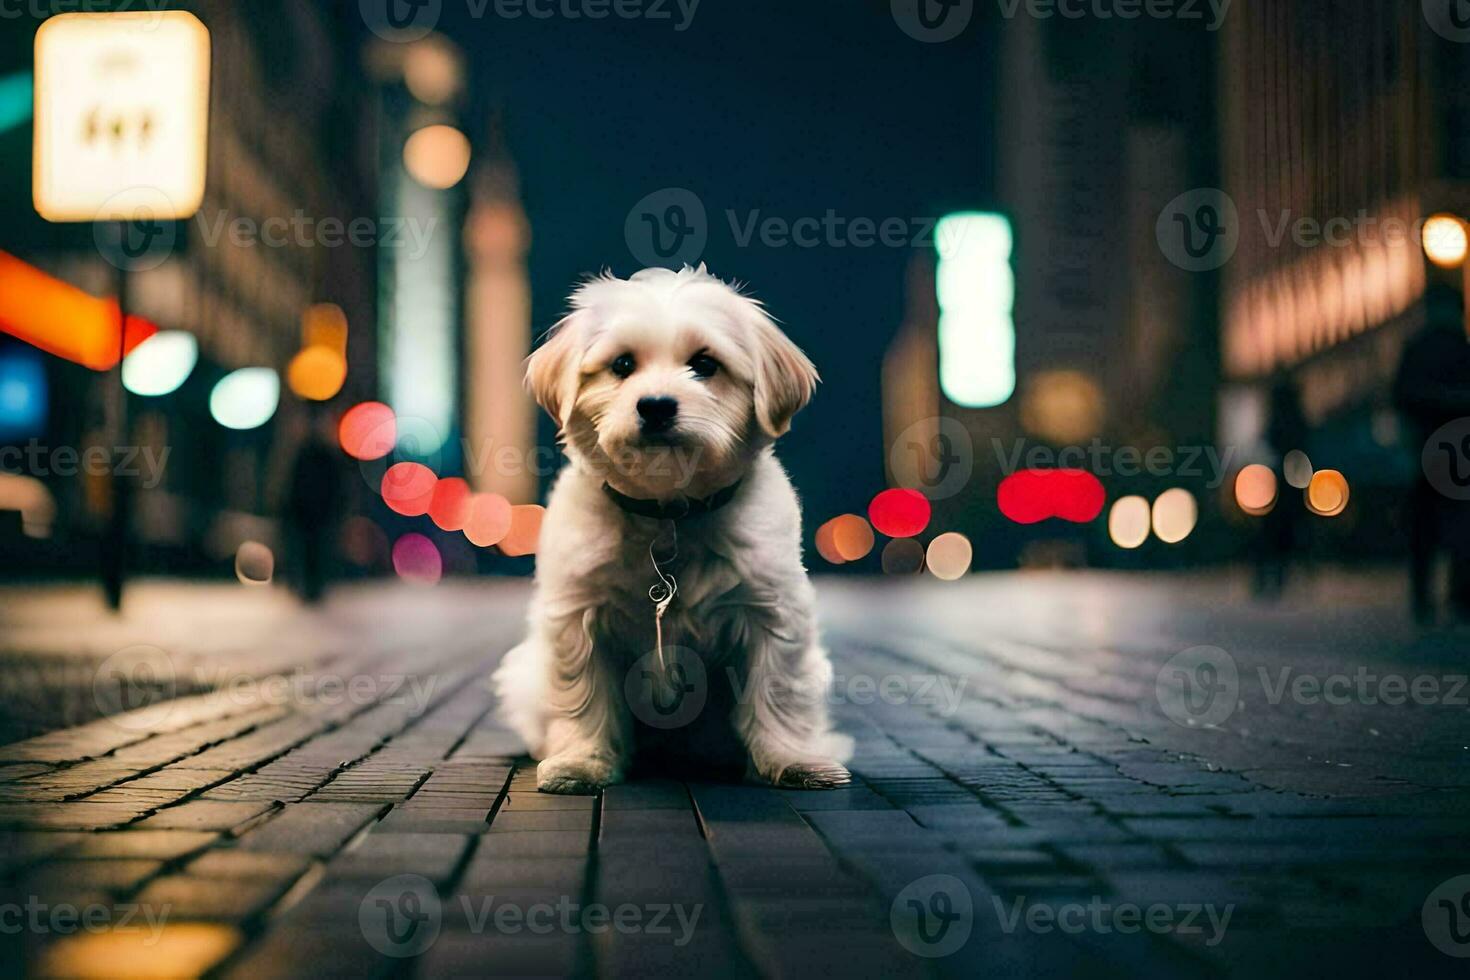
494,266,852,793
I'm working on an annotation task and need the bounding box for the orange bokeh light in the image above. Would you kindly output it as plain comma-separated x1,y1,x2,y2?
429,477,472,532
339,402,396,460
499,504,545,557
830,514,875,562
381,462,437,516
1306,469,1350,517
1234,463,1278,517
814,519,845,565
463,493,512,547
286,345,347,402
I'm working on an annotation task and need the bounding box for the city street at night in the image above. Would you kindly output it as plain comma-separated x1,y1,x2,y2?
4,0,1470,977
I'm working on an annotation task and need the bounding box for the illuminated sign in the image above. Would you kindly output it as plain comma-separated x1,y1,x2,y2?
936,212,1015,408
33,11,211,223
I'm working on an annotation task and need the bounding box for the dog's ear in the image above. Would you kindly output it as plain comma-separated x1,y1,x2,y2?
748,307,819,438
525,314,583,429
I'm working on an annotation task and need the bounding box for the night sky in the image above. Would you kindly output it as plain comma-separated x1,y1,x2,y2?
419,0,994,523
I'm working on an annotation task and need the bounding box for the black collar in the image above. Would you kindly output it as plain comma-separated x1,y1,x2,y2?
602,480,742,521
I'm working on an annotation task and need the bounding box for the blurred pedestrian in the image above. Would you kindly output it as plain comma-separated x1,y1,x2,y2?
1255,373,1306,599
286,410,344,603
1392,283,1470,624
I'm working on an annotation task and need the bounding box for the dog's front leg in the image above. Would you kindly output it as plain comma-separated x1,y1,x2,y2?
733,625,852,790
537,610,631,794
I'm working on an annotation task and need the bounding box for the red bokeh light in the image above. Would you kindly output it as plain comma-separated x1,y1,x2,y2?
868,489,931,538
339,401,397,460
997,469,1105,524
381,462,437,517
429,477,472,531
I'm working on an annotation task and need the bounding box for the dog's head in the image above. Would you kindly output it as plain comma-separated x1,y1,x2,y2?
527,266,817,500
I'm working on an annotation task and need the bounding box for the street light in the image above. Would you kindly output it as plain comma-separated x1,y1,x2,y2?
32,10,212,610
1422,214,1468,269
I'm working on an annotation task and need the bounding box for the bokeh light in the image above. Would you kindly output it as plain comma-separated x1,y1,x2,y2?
997,469,1105,524
381,462,437,517
429,477,472,532
926,532,972,580
1283,450,1313,489
881,537,926,574
404,124,472,190
209,368,279,430
234,540,274,585
404,35,463,105
392,533,443,585
286,345,348,402
464,493,513,548
499,504,545,557
122,330,197,397
0,472,56,538
1151,488,1198,544
1020,370,1105,445
340,516,389,569
1306,469,1350,517
1422,214,1468,269
830,514,875,562
0,344,47,440
1235,463,1279,516
1108,495,1150,549
868,488,931,538
302,303,348,354
339,402,397,460
814,518,845,565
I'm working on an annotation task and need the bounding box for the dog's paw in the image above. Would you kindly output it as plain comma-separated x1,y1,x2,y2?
537,755,622,795
775,761,852,790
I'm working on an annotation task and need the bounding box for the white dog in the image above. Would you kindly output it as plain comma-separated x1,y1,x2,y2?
493,266,853,794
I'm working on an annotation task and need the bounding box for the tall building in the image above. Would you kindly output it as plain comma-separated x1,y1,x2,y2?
882,13,1219,567
1216,1,1467,553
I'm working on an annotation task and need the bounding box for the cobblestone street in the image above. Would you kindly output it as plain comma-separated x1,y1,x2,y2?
1,572,1468,978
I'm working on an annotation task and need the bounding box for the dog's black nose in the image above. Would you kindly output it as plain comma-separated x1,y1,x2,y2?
637,396,679,432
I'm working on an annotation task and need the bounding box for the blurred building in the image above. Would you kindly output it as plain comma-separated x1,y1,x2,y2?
0,1,376,574
885,13,1220,568
464,118,537,506
1217,0,1468,555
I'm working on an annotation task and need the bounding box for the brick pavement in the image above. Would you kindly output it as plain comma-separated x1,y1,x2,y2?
0,574,1467,978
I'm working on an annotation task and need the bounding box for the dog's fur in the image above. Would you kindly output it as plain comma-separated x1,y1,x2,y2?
493,266,853,793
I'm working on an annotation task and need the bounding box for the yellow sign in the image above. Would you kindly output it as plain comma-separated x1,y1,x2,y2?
33,11,211,223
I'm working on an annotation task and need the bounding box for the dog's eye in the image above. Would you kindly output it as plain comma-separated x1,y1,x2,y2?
688,353,720,379
610,354,636,379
